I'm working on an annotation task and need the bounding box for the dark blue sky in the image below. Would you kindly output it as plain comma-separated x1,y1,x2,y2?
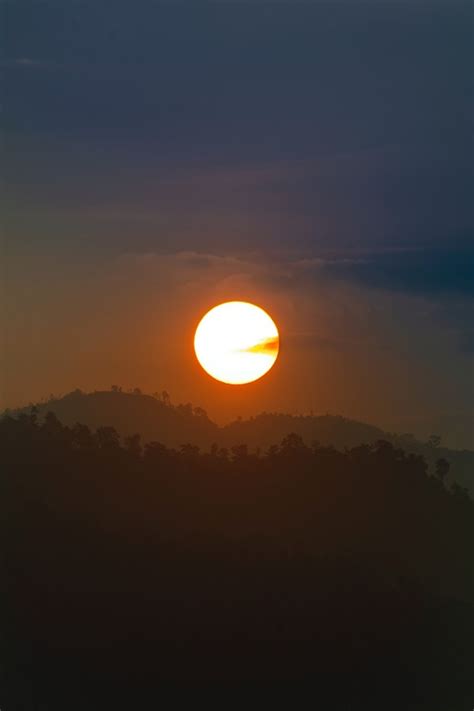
2,1,473,445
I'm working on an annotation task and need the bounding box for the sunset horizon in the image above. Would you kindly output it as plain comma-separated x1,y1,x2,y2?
2,0,472,705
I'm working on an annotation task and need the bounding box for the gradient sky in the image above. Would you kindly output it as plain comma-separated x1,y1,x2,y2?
2,1,473,446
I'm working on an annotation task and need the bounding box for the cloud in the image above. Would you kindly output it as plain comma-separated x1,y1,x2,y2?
240,337,279,356
3,244,472,432
118,245,474,301
295,246,474,298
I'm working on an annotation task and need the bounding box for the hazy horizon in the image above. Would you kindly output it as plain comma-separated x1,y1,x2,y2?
2,1,473,451
4,385,473,452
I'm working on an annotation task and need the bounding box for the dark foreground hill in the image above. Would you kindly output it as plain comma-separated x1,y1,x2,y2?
6,388,474,493
0,411,473,705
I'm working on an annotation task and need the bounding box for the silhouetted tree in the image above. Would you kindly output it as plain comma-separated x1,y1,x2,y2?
144,440,168,464
280,432,307,455
96,425,120,449
428,434,442,448
71,423,94,450
0,410,472,702
435,457,450,482
177,403,193,417
44,410,63,436
124,433,142,457
180,443,200,460
230,443,248,462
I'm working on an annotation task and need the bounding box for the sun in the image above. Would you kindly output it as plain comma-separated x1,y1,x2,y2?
194,301,279,385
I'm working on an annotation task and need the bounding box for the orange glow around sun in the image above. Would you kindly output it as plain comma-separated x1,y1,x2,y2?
194,301,279,385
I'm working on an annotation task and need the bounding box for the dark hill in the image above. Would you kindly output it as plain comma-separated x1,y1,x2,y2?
5,388,473,493
222,412,474,494
7,389,219,449
1,409,473,700
221,412,388,450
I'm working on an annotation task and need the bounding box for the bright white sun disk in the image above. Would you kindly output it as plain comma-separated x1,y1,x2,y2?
194,301,279,385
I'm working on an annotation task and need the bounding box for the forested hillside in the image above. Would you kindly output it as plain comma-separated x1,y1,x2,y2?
6,388,473,492
1,410,472,704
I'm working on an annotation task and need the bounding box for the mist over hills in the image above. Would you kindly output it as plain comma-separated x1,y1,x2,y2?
6,388,473,494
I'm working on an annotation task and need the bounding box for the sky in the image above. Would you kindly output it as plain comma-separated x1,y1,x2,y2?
2,0,473,447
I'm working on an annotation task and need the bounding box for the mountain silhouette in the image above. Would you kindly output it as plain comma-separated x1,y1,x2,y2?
1,405,472,704
5,387,473,493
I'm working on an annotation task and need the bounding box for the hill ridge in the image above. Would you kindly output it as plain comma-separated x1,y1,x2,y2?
4,388,473,492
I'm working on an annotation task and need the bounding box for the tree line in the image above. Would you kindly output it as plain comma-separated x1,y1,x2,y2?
0,409,472,705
